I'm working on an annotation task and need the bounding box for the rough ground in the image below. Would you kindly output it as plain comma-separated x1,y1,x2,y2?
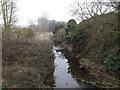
2,32,54,88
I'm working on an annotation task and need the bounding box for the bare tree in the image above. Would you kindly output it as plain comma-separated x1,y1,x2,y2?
37,13,50,42
37,16,49,33
105,0,120,12
71,1,113,21
0,0,17,30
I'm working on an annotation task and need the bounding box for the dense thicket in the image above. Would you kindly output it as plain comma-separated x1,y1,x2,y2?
64,12,120,72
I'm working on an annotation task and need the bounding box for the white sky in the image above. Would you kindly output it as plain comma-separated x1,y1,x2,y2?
2,0,115,26
17,0,81,26
17,0,94,25
1,0,95,26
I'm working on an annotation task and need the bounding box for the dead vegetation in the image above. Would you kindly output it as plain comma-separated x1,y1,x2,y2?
2,38,54,88
78,58,120,88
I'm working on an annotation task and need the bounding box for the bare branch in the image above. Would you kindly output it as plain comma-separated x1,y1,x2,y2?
70,1,112,21
0,0,18,30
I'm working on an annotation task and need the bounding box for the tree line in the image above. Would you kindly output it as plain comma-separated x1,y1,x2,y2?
0,0,66,40
28,17,66,34
55,0,120,72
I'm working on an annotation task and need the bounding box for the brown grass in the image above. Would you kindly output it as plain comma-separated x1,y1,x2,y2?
2,38,54,88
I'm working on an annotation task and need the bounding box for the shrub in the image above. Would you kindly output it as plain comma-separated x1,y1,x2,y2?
104,50,120,71
23,29,34,39
2,30,15,41
102,31,118,50
66,19,77,34
56,29,66,41
2,28,35,41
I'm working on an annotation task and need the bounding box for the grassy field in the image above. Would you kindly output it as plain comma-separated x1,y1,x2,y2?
2,32,54,88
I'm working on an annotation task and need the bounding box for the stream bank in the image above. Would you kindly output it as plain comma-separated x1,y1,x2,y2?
53,39,120,88
53,40,95,88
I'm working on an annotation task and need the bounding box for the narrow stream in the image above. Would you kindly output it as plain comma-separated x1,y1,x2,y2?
53,46,88,88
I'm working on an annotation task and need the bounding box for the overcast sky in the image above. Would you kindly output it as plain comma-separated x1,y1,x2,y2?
1,0,119,26
0,0,95,26
17,0,86,26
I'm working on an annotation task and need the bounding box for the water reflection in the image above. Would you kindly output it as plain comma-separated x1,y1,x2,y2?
53,46,88,88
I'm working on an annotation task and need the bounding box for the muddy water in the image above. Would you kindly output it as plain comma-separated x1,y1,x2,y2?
53,46,89,88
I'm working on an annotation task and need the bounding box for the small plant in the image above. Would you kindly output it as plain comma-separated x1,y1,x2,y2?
56,29,66,41
104,50,120,71
23,29,34,39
